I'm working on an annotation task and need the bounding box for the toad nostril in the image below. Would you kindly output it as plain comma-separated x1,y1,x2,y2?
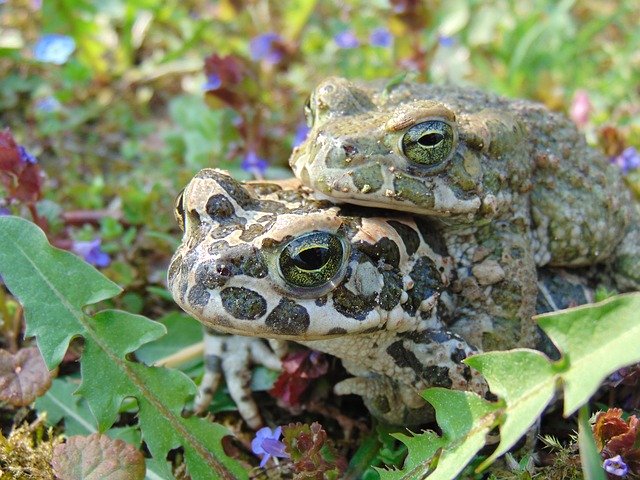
215,264,231,277
342,144,358,157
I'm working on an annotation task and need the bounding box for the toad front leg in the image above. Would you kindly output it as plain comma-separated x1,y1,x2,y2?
196,328,282,429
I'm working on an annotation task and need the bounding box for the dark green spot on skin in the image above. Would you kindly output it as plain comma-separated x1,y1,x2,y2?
215,175,255,208
220,287,267,320
386,341,451,387
403,256,442,315
379,271,403,310
393,174,435,209
265,298,310,335
206,194,236,220
315,295,328,307
352,165,384,193
327,327,347,335
387,221,420,256
187,285,210,308
332,284,376,320
355,238,400,269
448,153,478,191
414,218,448,256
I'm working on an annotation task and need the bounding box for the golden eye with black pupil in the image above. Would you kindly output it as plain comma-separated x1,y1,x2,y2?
304,96,314,128
278,231,344,289
401,120,454,167
174,189,185,231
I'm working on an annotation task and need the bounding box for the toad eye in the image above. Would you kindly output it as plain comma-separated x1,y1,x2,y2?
174,189,185,231
304,96,314,128
401,120,455,168
278,231,347,290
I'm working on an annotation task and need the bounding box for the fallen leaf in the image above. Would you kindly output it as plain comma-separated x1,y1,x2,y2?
52,433,146,480
0,347,54,406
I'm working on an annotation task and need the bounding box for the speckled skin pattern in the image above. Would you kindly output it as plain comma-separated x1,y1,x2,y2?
168,169,486,425
290,77,640,349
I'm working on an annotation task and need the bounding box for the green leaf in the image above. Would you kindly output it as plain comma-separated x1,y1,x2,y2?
0,217,247,480
36,377,97,436
537,293,640,416
578,406,607,480
378,389,498,480
0,216,122,368
466,349,556,469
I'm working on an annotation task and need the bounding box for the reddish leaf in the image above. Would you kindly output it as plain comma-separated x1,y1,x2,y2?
282,422,346,477
0,129,44,203
52,433,146,480
0,347,54,406
203,54,251,109
269,350,328,406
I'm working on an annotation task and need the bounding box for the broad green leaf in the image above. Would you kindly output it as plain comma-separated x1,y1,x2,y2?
537,293,640,415
378,389,498,480
466,349,556,469
0,216,121,369
577,406,607,480
36,377,97,436
0,217,247,480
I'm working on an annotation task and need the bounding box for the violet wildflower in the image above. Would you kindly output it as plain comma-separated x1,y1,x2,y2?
0,207,9,216
334,30,360,49
438,35,455,47
612,147,640,174
249,33,284,64
33,34,75,65
72,238,111,268
570,90,592,128
203,73,222,92
370,28,393,48
18,146,37,165
293,123,310,147
241,151,269,178
35,96,61,113
603,455,629,477
251,426,288,468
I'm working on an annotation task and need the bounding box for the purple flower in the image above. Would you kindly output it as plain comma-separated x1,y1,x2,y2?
249,33,284,64
603,455,628,477
611,147,640,174
293,123,310,147
0,207,10,216
203,73,222,91
251,426,288,468
438,35,455,47
72,238,111,268
241,151,269,178
33,34,75,65
35,96,61,112
370,28,393,48
18,146,37,165
334,30,360,49
570,90,591,128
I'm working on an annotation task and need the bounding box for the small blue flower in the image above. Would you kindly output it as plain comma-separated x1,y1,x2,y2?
251,426,288,468
334,30,360,49
293,123,310,147
35,96,61,112
18,146,37,165
0,207,10,216
72,238,111,268
370,28,393,48
203,73,222,91
438,35,455,47
249,33,284,64
241,150,269,178
603,455,628,477
612,147,640,174
33,34,76,65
